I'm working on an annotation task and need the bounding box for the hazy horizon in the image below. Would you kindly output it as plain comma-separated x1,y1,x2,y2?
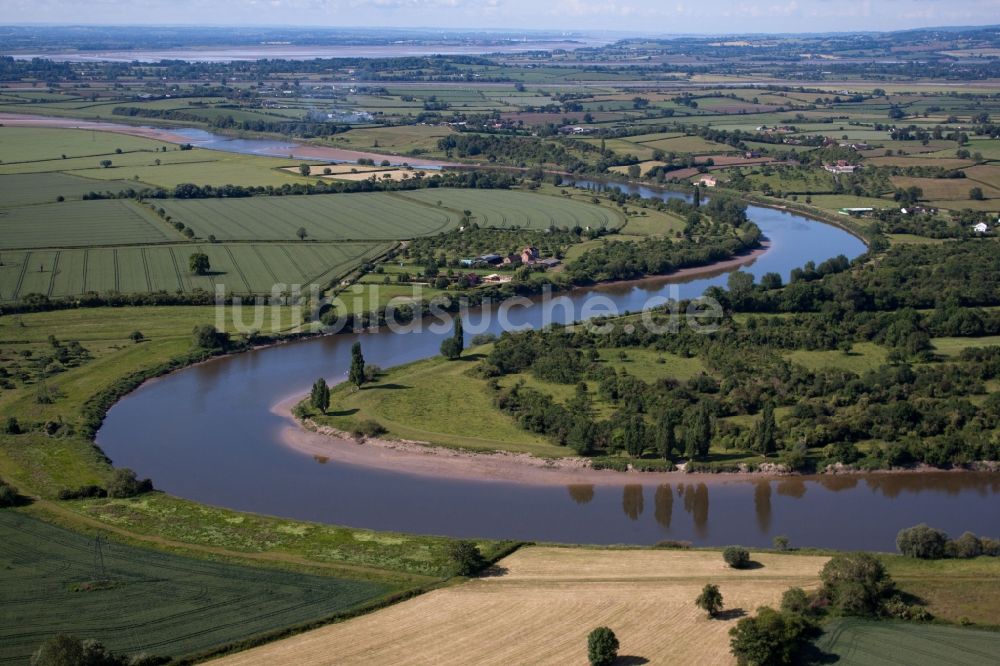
3,0,999,35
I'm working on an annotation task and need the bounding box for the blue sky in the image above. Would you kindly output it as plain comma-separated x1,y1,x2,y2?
5,0,999,34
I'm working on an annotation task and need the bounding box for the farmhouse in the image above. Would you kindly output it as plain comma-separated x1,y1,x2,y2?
824,161,859,174
520,246,540,263
483,273,512,283
696,175,718,187
973,222,990,234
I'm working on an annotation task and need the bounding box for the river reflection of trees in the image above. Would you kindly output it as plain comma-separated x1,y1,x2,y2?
565,473,1000,536
754,481,771,533
654,485,673,528
567,484,595,504
623,485,644,520
679,483,709,537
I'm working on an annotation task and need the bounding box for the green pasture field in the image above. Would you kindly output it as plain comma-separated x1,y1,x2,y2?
0,172,142,207
310,346,709,457
804,194,895,212
814,618,1000,666
326,124,455,154
0,510,389,664
742,167,836,194
0,199,177,250
0,127,316,188
0,126,172,163
0,242,390,301
891,176,1000,202
309,352,571,457
785,342,890,374
931,336,1000,357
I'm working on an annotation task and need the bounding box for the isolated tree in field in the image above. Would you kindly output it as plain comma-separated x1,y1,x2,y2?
310,378,330,413
129,330,144,344
188,252,210,275
754,402,777,457
724,546,751,569
298,163,311,177
349,341,366,389
587,627,619,666
99,159,112,168
448,540,486,576
969,187,985,201
296,226,308,241
696,583,724,618
440,316,464,360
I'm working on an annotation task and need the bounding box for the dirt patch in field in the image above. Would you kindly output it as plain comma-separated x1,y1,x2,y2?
209,547,828,666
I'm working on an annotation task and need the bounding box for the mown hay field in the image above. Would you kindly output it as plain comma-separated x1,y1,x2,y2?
0,511,389,665
210,546,829,666
814,618,1000,666
0,241,390,301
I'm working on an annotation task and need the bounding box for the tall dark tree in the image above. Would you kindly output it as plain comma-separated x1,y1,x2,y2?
655,411,677,461
349,341,366,389
755,402,777,457
684,402,713,460
440,316,464,360
310,378,330,413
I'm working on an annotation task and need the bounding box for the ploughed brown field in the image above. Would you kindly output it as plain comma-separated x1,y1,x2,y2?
210,547,829,666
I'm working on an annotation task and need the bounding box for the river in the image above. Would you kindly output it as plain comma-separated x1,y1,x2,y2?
93,166,1000,552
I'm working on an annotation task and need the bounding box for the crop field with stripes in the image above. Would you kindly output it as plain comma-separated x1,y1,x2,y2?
159,189,624,242
0,169,617,300
0,511,388,664
0,242,390,301
0,199,178,250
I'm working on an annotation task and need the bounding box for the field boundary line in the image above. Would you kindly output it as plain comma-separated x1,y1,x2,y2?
113,248,120,292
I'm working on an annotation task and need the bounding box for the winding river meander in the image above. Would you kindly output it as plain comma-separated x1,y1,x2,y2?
92,134,1000,551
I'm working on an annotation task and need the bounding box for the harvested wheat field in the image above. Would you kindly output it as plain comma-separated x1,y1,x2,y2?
210,546,829,666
